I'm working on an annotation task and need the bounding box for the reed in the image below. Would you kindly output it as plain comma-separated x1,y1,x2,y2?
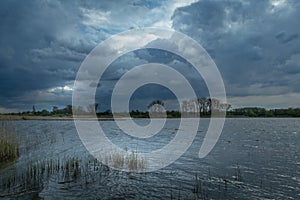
234,163,242,181
193,173,199,193
0,122,19,165
128,151,138,171
104,150,146,172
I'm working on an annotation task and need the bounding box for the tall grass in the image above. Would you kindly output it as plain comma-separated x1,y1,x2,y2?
0,156,113,197
0,122,19,165
104,150,146,172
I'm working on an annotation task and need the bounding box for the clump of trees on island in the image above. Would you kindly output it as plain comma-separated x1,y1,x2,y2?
3,97,300,117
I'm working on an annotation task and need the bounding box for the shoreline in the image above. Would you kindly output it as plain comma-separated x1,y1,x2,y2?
0,115,116,121
0,115,299,121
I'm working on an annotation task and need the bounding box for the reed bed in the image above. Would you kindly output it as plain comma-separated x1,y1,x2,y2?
104,150,146,172
0,153,248,199
0,155,126,197
0,122,248,199
0,122,19,165
0,157,82,197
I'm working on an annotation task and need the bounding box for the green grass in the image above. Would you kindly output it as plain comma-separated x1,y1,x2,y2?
0,122,19,165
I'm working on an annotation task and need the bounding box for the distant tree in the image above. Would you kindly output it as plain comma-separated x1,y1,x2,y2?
148,100,164,109
197,97,211,115
245,108,257,117
52,106,58,114
206,98,212,114
266,110,274,117
103,109,112,115
63,105,72,115
40,109,50,116
148,100,165,114
197,97,207,113
87,103,98,113
32,105,36,113
95,103,99,113
224,103,232,111
210,98,220,111
72,106,86,115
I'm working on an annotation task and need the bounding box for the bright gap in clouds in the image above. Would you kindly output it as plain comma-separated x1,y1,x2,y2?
63,86,73,91
79,0,199,30
48,85,73,93
154,0,198,28
271,0,286,7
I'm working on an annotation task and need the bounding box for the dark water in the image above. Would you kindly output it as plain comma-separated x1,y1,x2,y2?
0,118,299,199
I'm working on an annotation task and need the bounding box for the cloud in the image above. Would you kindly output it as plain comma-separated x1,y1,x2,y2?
172,0,300,105
228,92,300,109
0,0,299,110
275,31,299,44
0,106,19,114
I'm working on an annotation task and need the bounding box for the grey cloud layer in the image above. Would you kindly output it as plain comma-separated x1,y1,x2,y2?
172,0,300,99
0,0,299,111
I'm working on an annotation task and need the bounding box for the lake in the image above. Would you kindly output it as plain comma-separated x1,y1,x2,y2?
0,118,299,199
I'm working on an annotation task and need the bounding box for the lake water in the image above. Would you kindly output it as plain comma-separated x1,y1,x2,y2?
0,118,299,199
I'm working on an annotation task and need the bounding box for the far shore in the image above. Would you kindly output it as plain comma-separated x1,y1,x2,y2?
0,115,111,121
0,115,299,121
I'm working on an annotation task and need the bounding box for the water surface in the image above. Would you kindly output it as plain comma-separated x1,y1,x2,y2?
0,118,299,199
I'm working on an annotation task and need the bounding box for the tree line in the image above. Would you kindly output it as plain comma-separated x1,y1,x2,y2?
227,107,300,117
2,98,300,118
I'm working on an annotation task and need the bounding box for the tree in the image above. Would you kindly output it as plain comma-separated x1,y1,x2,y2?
32,105,36,113
197,98,212,115
52,106,58,114
197,97,206,113
73,106,86,115
210,98,220,111
147,100,164,109
206,98,212,114
87,103,98,113
40,109,50,116
95,103,99,113
148,100,165,118
245,108,257,117
64,105,72,115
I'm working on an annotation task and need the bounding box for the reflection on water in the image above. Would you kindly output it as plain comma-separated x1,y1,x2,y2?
0,118,299,199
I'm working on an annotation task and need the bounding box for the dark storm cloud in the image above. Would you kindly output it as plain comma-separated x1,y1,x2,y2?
0,1,86,99
0,0,181,111
275,32,299,44
0,0,299,111
0,0,110,110
94,48,208,111
172,0,300,100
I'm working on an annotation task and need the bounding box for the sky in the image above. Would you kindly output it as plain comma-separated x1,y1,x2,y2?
0,0,300,113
